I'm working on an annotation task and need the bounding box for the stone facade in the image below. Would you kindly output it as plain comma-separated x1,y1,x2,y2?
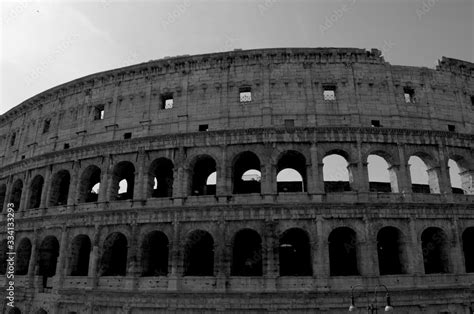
0,48,473,313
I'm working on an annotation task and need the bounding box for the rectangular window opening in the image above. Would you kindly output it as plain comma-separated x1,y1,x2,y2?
93,105,105,120
63,143,70,149
199,124,208,132
10,133,16,146
448,124,455,132
404,87,415,103
371,120,381,127
239,87,252,103
160,93,174,109
21,155,25,160
470,95,474,106
43,119,51,133
124,132,132,139
323,85,336,101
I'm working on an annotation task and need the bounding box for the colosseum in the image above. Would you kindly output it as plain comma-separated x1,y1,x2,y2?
0,47,473,313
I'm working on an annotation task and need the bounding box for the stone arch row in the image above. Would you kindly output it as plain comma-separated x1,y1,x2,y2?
1,146,473,211
2,225,473,279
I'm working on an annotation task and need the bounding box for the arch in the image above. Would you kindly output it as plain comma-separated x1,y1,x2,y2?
148,158,174,198
367,154,397,193
48,170,70,206
279,228,312,276
0,184,6,212
69,235,91,276
10,179,23,210
110,161,135,201
448,154,473,194
190,155,216,196
276,150,307,193
141,231,169,276
38,236,60,278
15,238,32,275
377,226,407,275
0,239,8,275
408,154,439,194
183,230,214,276
421,227,450,274
323,152,351,193
99,232,128,276
328,227,358,276
28,175,44,209
8,307,21,314
231,228,262,276
232,151,261,194
462,227,474,273
78,165,101,203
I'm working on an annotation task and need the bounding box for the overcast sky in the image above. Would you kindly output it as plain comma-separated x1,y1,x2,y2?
0,0,471,186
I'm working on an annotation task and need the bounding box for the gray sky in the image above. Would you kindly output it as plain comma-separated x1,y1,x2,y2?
0,0,470,186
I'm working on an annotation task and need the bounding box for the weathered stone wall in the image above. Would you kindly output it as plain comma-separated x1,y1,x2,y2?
0,48,473,313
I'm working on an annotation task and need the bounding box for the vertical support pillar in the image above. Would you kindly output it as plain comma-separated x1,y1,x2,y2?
28,232,38,288
308,143,325,195
40,166,52,208
436,144,454,196
408,217,424,275
216,145,229,197
67,162,79,206
215,219,227,291
450,218,464,274
173,147,187,203
460,170,474,195
315,215,329,283
426,166,442,194
19,171,29,211
168,219,180,291
127,223,140,290
360,217,377,277
355,140,370,193
134,150,147,200
99,155,111,202
2,176,13,213
397,144,413,199
88,226,101,288
56,226,68,289
264,219,277,291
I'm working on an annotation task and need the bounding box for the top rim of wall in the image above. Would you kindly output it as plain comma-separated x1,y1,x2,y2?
1,47,473,124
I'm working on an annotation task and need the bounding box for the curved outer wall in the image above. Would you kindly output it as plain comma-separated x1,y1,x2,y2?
0,48,473,313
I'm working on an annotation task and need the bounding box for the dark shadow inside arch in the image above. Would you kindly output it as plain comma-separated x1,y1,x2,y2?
421,227,450,274
183,230,214,276
149,158,174,198
190,155,216,196
78,165,101,203
8,307,21,314
377,227,407,275
276,150,306,193
10,179,23,211
279,228,312,276
329,227,358,276
28,175,44,209
0,239,8,275
49,170,70,206
141,231,169,276
233,151,261,194
99,232,127,276
0,184,6,212
15,238,32,275
69,235,91,276
231,229,262,276
111,161,135,201
462,227,474,273
38,236,59,280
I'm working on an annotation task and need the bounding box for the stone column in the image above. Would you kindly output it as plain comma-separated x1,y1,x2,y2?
127,223,140,290
360,218,377,276
134,150,146,200
19,172,29,211
426,166,442,194
2,176,13,213
215,219,227,291
88,227,101,288
99,155,112,202
28,233,38,288
264,220,277,291
397,144,413,200
40,167,52,208
56,227,68,288
308,144,325,195
67,162,79,206
315,216,329,285
450,218,464,274
408,217,424,274
436,144,453,195
168,220,180,291
216,145,230,197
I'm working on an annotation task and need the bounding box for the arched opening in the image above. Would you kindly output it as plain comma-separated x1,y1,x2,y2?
323,152,351,193
48,170,70,206
69,235,91,276
111,161,135,201
141,231,169,276
368,154,397,192
0,184,6,212
38,236,60,278
8,307,21,314
276,150,306,193
148,158,174,198
448,157,473,195
231,229,262,276
28,175,44,209
279,228,312,276
421,227,450,274
408,155,439,194
99,232,127,276
190,155,216,196
78,165,101,203
0,239,8,275
10,179,23,210
232,151,261,194
16,238,32,275
462,227,474,273
328,227,358,276
183,230,214,276
377,227,407,275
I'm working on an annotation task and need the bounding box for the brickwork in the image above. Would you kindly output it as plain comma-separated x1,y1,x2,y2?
0,48,473,313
